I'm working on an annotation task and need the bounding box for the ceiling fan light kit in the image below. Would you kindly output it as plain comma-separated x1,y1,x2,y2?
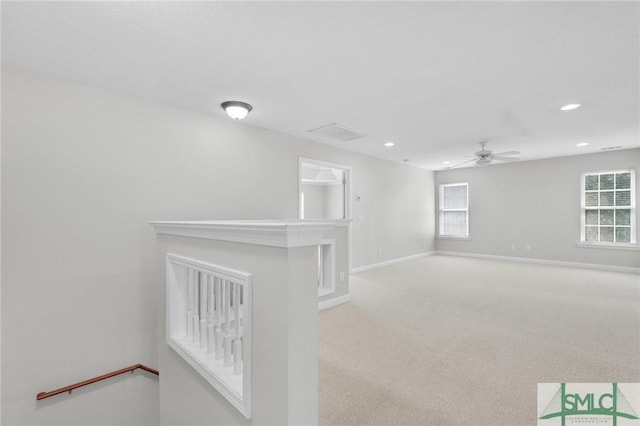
450,141,520,169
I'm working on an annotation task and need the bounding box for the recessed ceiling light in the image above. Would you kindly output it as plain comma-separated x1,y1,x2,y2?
442,161,451,165
576,142,589,147
561,103,581,111
384,141,395,147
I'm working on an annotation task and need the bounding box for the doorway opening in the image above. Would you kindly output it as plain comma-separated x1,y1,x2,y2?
298,158,351,220
317,240,335,296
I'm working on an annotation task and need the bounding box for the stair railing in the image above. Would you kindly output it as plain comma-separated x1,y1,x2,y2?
36,363,158,400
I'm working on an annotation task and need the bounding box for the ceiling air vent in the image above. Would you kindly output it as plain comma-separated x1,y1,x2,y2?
601,145,623,151
308,123,366,142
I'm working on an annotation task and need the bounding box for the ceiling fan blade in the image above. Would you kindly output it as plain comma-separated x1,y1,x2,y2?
492,150,520,156
448,159,477,168
492,156,520,162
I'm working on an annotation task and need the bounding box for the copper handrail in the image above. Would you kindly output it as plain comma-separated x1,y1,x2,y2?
36,363,159,400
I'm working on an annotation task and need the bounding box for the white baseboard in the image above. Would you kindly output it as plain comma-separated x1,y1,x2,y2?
351,251,435,274
318,294,350,311
435,250,640,274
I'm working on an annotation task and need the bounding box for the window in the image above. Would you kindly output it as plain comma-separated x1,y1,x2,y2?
581,170,636,244
439,182,469,238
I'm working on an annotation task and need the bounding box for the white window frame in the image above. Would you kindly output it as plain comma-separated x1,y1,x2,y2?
579,169,636,246
439,182,469,238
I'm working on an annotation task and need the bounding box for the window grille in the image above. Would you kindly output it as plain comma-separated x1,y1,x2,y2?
581,170,636,244
439,183,469,238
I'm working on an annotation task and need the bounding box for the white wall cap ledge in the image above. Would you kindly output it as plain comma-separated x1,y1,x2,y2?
149,219,350,248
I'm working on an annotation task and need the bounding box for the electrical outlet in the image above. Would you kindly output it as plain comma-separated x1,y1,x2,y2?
339,272,345,282
511,244,516,250
526,244,532,251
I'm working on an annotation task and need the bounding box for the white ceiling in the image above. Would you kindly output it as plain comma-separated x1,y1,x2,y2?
2,1,638,170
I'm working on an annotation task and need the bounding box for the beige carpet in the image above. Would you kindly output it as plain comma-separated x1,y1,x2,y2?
318,255,640,425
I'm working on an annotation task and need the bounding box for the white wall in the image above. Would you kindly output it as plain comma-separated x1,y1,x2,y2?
300,183,326,219
435,149,640,269
324,184,343,219
1,68,434,425
300,183,344,220
350,160,435,267
155,235,319,426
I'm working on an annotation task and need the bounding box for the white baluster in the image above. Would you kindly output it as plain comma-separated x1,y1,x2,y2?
192,271,200,344
215,279,224,360
224,281,232,367
199,273,207,350
234,282,241,335
207,276,215,355
239,286,244,329
207,324,215,355
186,268,195,340
224,335,232,367
192,318,199,344
215,330,224,360
318,244,323,289
233,338,242,375
224,280,230,331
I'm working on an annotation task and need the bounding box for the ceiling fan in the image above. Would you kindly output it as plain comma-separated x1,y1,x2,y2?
450,141,520,168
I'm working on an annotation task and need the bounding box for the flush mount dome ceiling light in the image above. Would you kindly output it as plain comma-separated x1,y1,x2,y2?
221,101,253,120
560,103,581,111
